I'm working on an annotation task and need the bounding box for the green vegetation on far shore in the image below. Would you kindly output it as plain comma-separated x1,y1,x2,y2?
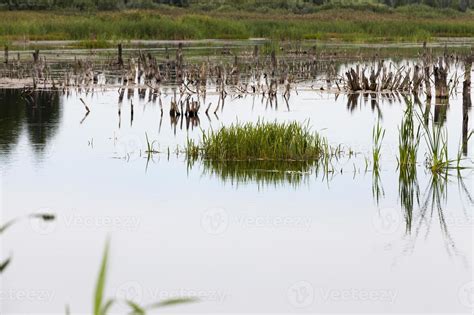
0,6,473,43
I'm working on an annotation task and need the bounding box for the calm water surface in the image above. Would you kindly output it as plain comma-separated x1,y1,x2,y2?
0,74,472,313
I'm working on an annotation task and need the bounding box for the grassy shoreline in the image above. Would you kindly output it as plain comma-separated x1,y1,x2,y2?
0,7,473,44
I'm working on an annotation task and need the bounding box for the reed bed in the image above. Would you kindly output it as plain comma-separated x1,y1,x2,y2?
0,9,473,42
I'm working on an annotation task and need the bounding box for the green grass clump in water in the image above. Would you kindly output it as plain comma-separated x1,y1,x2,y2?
187,120,336,162
186,121,342,187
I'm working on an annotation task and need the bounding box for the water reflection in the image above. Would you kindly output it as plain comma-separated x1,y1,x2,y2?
398,162,419,234
1,85,471,312
397,166,473,260
462,77,472,155
195,160,316,189
0,89,62,161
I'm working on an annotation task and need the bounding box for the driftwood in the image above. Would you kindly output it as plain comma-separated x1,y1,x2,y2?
4,46,8,65
463,55,472,108
423,42,432,98
433,58,448,99
185,98,200,117
462,55,471,155
117,43,124,68
344,54,459,97
412,65,423,93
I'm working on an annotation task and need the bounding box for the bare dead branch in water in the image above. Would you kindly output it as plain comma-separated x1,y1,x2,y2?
80,98,91,113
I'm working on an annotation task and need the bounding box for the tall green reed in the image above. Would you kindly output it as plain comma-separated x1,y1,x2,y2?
0,213,55,274
415,112,470,173
372,120,385,174
89,240,196,315
397,100,421,232
397,101,421,170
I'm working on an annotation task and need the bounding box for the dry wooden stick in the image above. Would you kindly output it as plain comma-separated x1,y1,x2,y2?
80,98,90,113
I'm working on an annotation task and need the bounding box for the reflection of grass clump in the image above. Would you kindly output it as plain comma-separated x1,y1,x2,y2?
201,160,315,188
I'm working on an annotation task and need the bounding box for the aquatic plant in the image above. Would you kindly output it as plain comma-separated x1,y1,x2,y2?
186,120,339,162
94,239,112,315
372,120,385,174
370,120,385,204
0,257,11,273
396,100,421,230
0,9,472,43
90,240,196,315
416,113,471,173
397,101,421,170
0,213,55,274
186,121,346,185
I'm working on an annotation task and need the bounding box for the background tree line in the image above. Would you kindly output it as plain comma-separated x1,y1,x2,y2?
0,0,470,11
0,0,188,10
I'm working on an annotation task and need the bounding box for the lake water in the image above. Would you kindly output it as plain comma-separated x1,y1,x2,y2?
0,47,473,314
